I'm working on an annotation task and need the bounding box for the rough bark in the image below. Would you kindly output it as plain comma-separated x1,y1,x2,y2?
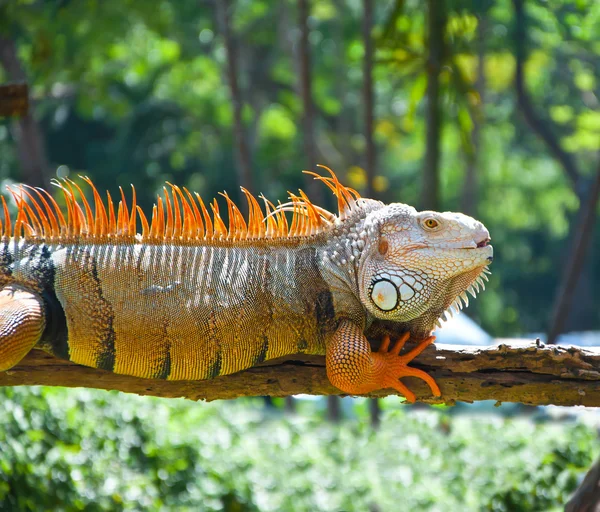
3,340,600,405
421,0,446,211
215,0,254,192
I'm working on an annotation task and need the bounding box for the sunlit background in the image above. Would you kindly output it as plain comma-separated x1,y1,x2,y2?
1,0,600,510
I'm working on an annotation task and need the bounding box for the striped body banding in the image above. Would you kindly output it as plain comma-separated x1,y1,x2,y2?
6,240,339,380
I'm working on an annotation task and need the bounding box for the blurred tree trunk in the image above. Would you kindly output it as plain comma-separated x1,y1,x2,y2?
0,36,49,188
512,0,598,344
333,0,353,173
215,0,254,192
362,0,375,197
547,162,600,344
512,0,579,191
461,14,486,217
421,0,446,211
565,455,600,512
297,0,322,202
326,395,341,422
284,396,296,413
0,83,28,116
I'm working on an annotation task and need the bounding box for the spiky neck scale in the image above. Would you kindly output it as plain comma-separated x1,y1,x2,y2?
0,166,359,249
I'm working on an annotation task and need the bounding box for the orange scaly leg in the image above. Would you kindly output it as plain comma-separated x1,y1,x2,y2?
326,320,441,403
0,285,46,372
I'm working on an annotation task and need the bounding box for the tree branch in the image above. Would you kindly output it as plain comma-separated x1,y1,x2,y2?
3,340,600,405
422,0,446,211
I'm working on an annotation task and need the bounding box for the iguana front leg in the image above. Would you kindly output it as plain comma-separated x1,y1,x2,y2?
326,319,441,402
0,285,46,372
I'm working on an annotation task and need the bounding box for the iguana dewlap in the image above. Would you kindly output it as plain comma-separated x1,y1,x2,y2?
0,167,492,402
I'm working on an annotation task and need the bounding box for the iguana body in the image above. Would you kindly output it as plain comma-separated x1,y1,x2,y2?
0,168,493,401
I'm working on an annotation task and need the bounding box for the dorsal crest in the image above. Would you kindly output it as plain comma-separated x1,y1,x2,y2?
1,165,362,244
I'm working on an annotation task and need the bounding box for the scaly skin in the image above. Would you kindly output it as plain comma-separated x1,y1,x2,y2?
0,169,492,401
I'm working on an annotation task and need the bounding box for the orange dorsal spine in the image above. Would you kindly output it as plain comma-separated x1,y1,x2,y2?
0,168,361,245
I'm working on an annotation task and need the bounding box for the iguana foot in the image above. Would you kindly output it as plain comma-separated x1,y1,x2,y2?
326,320,441,402
374,333,441,403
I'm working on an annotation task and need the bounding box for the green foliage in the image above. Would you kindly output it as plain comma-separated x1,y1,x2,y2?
0,387,596,511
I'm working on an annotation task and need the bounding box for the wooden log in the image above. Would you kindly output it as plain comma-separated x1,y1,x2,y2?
2,339,600,405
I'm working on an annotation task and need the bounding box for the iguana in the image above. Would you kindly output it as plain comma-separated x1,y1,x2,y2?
0,167,492,402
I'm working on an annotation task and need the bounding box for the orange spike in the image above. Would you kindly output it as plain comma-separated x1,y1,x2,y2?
317,164,358,212
54,183,75,237
304,168,352,217
295,197,308,237
260,195,276,238
6,188,21,237
211,200,227,238
173,186,196,239
220,192,235,239
20,187,51,238
69,179,94,235
80,177,107,237
183,187,204,238
240,188,255,238
242,188,265,238
156,196,165,239
9,193,27,239
116,201,124,235
163,187,174,239
288,195,301,236
298,189,323,232
31,187,59,238
14,205,34,239
166,184,182,239
18,189,43,237
118,187,130,236
129,185,137,235
63,180,87,235
195,192,213,239
37,186,65,236
304,171,338,194
1,196,10,238
137,205,150,238
276,201,289,237
149,201,158,239
219,192,247,240
53,183,72,236
107,191,116,236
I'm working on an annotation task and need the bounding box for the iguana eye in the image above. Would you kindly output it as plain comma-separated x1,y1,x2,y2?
423,218,439,229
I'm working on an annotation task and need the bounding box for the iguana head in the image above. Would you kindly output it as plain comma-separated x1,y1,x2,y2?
356,203,493,329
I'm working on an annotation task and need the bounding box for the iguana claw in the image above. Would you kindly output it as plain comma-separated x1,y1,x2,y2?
377,333,441,403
